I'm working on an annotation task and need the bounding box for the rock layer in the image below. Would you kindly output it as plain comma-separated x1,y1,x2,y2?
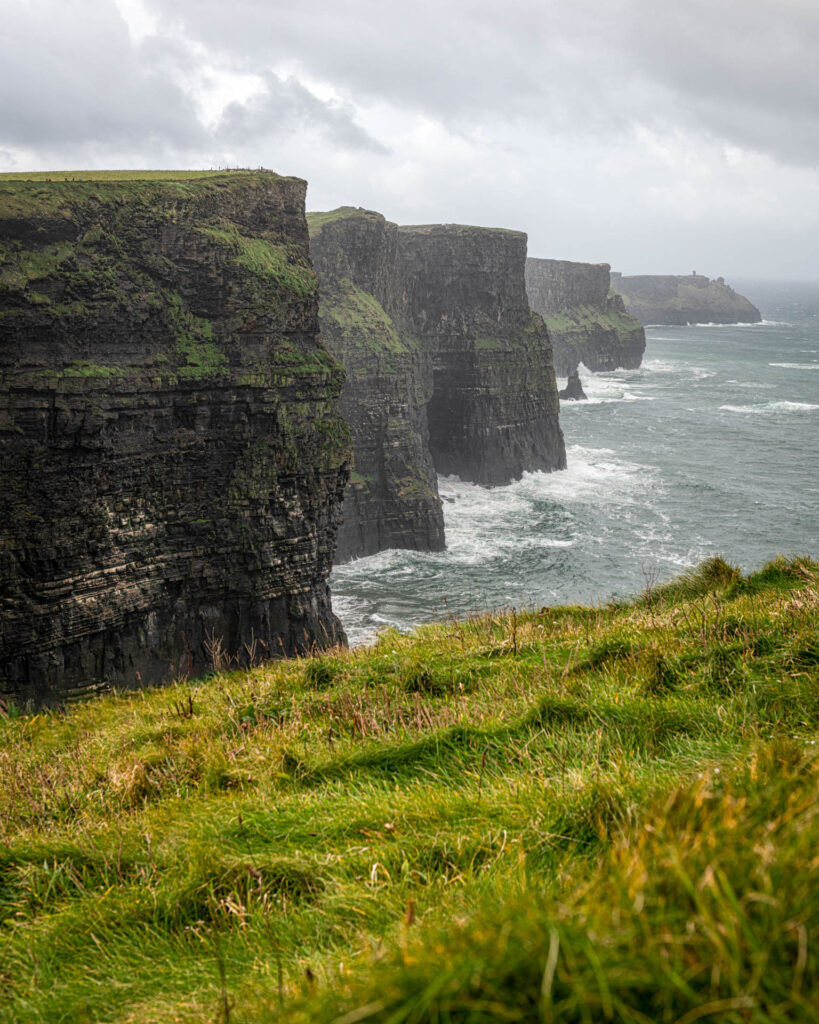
398,225,566,485
526,258,645,376
309,211,566,561
308,208,444,563
558,370,587,401
0,171,351,707
610,272,761,325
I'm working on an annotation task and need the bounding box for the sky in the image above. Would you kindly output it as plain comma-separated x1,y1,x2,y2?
2,0,817,278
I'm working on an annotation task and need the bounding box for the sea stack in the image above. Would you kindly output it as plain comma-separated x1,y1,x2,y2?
558,369,587,401
0,171,351,707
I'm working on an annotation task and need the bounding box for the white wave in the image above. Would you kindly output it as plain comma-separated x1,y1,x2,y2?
566,371,654,405
641,357,714,380
692,320,785,328
720,401,819,414
768,362,818,370
446,446,654,510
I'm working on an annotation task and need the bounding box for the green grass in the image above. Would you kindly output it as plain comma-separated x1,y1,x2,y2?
321,278,413,369
0,170,273,182
199,224,315,299
542,303,641,339
306,207,385,236
0,556,817,1023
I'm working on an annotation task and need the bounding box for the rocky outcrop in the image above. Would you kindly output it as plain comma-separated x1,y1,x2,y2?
308,211,565,561
0,171,351,707
526,258,646,376
558,370,587,401
308,208,444,563
610,272,762,325
397,225,566,485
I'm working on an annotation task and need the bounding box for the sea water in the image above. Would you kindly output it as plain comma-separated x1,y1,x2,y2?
331,280,819,645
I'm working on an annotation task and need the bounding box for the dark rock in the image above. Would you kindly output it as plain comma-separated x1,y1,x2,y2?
0,171,351,707
558,370,587,401
307,208,444,564
526,258,646,376
610,272,762,325
308,211,566,562
397,224,566,486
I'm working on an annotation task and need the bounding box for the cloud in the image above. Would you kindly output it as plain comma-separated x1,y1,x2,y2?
1,0,817,276
133,0,819,166
0,0,205,151
216,73,388,154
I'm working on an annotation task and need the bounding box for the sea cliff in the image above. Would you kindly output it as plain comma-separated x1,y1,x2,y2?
610,272,762,325
526,257,645,376
307,208,444,564
309,211,566,562
398,225,566,485
0,171,351,706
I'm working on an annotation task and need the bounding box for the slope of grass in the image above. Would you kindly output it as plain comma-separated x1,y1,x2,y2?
0,556,817,1023
0,170,269,181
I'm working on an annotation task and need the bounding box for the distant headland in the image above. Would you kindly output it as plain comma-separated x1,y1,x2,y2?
610,272,762,325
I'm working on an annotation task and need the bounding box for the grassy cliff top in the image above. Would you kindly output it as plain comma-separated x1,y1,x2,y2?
0,169,283,182
0,169,304,220
1,555,817,1022
306,206,387,235
400,222,525,239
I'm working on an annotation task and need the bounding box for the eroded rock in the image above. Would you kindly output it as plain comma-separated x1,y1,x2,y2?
0,171,351,706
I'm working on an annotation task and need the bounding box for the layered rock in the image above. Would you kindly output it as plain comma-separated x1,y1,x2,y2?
0,171,351,707
558,370,587,401
526,258,645,376
610,272,762,325
307,208,444,563
397,225,566,485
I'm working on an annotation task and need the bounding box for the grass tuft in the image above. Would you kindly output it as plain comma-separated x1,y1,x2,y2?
0,555,816,1023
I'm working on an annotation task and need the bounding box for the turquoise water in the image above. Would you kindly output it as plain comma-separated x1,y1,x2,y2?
331,281,819,645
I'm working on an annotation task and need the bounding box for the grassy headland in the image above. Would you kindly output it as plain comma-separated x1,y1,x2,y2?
1,556,817,1023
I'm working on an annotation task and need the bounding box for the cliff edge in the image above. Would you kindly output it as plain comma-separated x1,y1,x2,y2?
0,170,351,706
398,225,566,485
526,258,645,377
610,272,762,325
308,208,444,564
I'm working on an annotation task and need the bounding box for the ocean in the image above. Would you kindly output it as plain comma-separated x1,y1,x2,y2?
330,280,819,646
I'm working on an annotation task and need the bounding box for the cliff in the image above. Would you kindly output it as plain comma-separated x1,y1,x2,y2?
397,225,566,485
0,170,351,707
610,272,762,325
526,258,646,377
307,208,444,564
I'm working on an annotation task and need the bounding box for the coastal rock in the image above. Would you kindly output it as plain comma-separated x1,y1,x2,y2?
397,225,566,485
308,208,444,563
0,171,351,707
610,272,762,325
558,369,587,401
526,258,646,376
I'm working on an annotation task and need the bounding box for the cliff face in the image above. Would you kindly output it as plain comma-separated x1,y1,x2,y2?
610,273,762,326
0,171,351,707
397,226,566,485
526,258,646,377
307,209,444,563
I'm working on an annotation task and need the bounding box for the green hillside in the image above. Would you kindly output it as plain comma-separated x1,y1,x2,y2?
1,556,817,1023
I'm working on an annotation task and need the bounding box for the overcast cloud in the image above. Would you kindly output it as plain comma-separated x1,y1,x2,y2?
2,0,817,277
